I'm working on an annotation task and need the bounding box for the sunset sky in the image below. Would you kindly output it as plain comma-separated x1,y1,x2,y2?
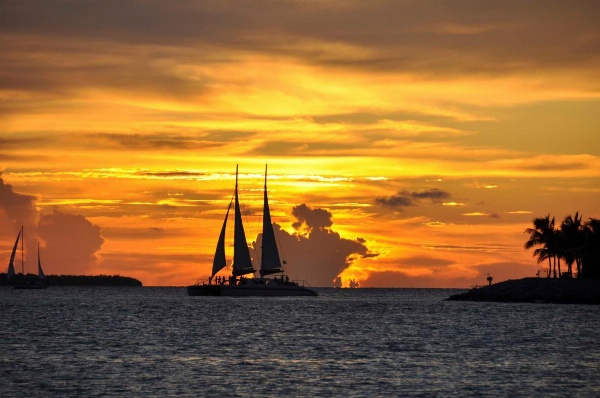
1,1,599,287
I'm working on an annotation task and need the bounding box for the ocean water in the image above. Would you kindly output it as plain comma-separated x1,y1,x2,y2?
1,287,599,397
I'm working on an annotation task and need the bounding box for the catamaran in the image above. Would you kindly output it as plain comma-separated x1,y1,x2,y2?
187,165,317,297
6,226,49,289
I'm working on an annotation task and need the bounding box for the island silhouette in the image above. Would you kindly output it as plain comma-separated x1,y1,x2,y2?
0,273,142,287
448,212,600,304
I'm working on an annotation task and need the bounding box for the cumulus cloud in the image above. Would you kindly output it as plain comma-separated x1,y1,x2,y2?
37,210,105,275
0,176,104,275
253,204,377,287
0,176,40,273
0,176,38,232
375,188,451,210
291,203,333,233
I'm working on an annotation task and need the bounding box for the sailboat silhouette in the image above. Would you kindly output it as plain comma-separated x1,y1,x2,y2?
6,227,49,289
188,165,316,297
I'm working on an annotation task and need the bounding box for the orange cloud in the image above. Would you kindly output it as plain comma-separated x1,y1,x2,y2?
2,1,599,287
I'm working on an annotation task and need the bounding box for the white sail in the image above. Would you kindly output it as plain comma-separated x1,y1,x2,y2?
211,200,232,277
232,165,255,276
260,165,283,276
6,228,21,280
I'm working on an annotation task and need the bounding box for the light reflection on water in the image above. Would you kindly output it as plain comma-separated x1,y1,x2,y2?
1,287,599,397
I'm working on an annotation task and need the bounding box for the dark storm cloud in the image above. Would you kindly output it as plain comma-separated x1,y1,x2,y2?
253,204,378,286
376,188,450,209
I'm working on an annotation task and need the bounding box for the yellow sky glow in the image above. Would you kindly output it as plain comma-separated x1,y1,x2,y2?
1,1,599,287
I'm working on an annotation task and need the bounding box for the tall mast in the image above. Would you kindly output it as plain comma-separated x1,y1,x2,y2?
21,226,24,275
7,228,21,280
260,164,283,276
232,165,255,276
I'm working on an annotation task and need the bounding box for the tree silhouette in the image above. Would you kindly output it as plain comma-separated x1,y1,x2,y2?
560,212,583,278
524,215,556,278
581,218,600,279
525,213,600,279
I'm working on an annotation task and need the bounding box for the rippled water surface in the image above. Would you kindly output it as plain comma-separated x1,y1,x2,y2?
1,287,599,397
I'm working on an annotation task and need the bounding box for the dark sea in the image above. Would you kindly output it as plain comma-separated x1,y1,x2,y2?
1,287,599,397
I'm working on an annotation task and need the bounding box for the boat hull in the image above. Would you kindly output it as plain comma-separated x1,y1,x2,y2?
12,281,49,290
187,284,317,297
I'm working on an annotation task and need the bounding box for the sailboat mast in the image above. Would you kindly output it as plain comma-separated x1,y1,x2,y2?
21,226,24,275
232,165,255,276
260,164,283,276
7,228,21,280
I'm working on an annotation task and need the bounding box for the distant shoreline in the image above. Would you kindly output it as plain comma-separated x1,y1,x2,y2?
0,274,142,287
446,277,600,304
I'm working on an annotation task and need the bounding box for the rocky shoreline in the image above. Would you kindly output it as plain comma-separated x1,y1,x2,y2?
446,277,600,304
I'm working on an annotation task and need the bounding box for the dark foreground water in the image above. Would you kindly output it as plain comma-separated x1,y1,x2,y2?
1,287,599,397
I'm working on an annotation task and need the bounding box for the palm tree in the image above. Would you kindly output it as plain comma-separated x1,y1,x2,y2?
581,218,600,279
560,212,583,278
526,213,599,279
525,215,556,278
551,228,562,278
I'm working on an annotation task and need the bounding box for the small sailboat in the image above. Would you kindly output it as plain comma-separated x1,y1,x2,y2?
6,227,49,289
188,165,317,296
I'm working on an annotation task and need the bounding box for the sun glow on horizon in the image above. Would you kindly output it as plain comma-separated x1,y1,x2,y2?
1,1,599,287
